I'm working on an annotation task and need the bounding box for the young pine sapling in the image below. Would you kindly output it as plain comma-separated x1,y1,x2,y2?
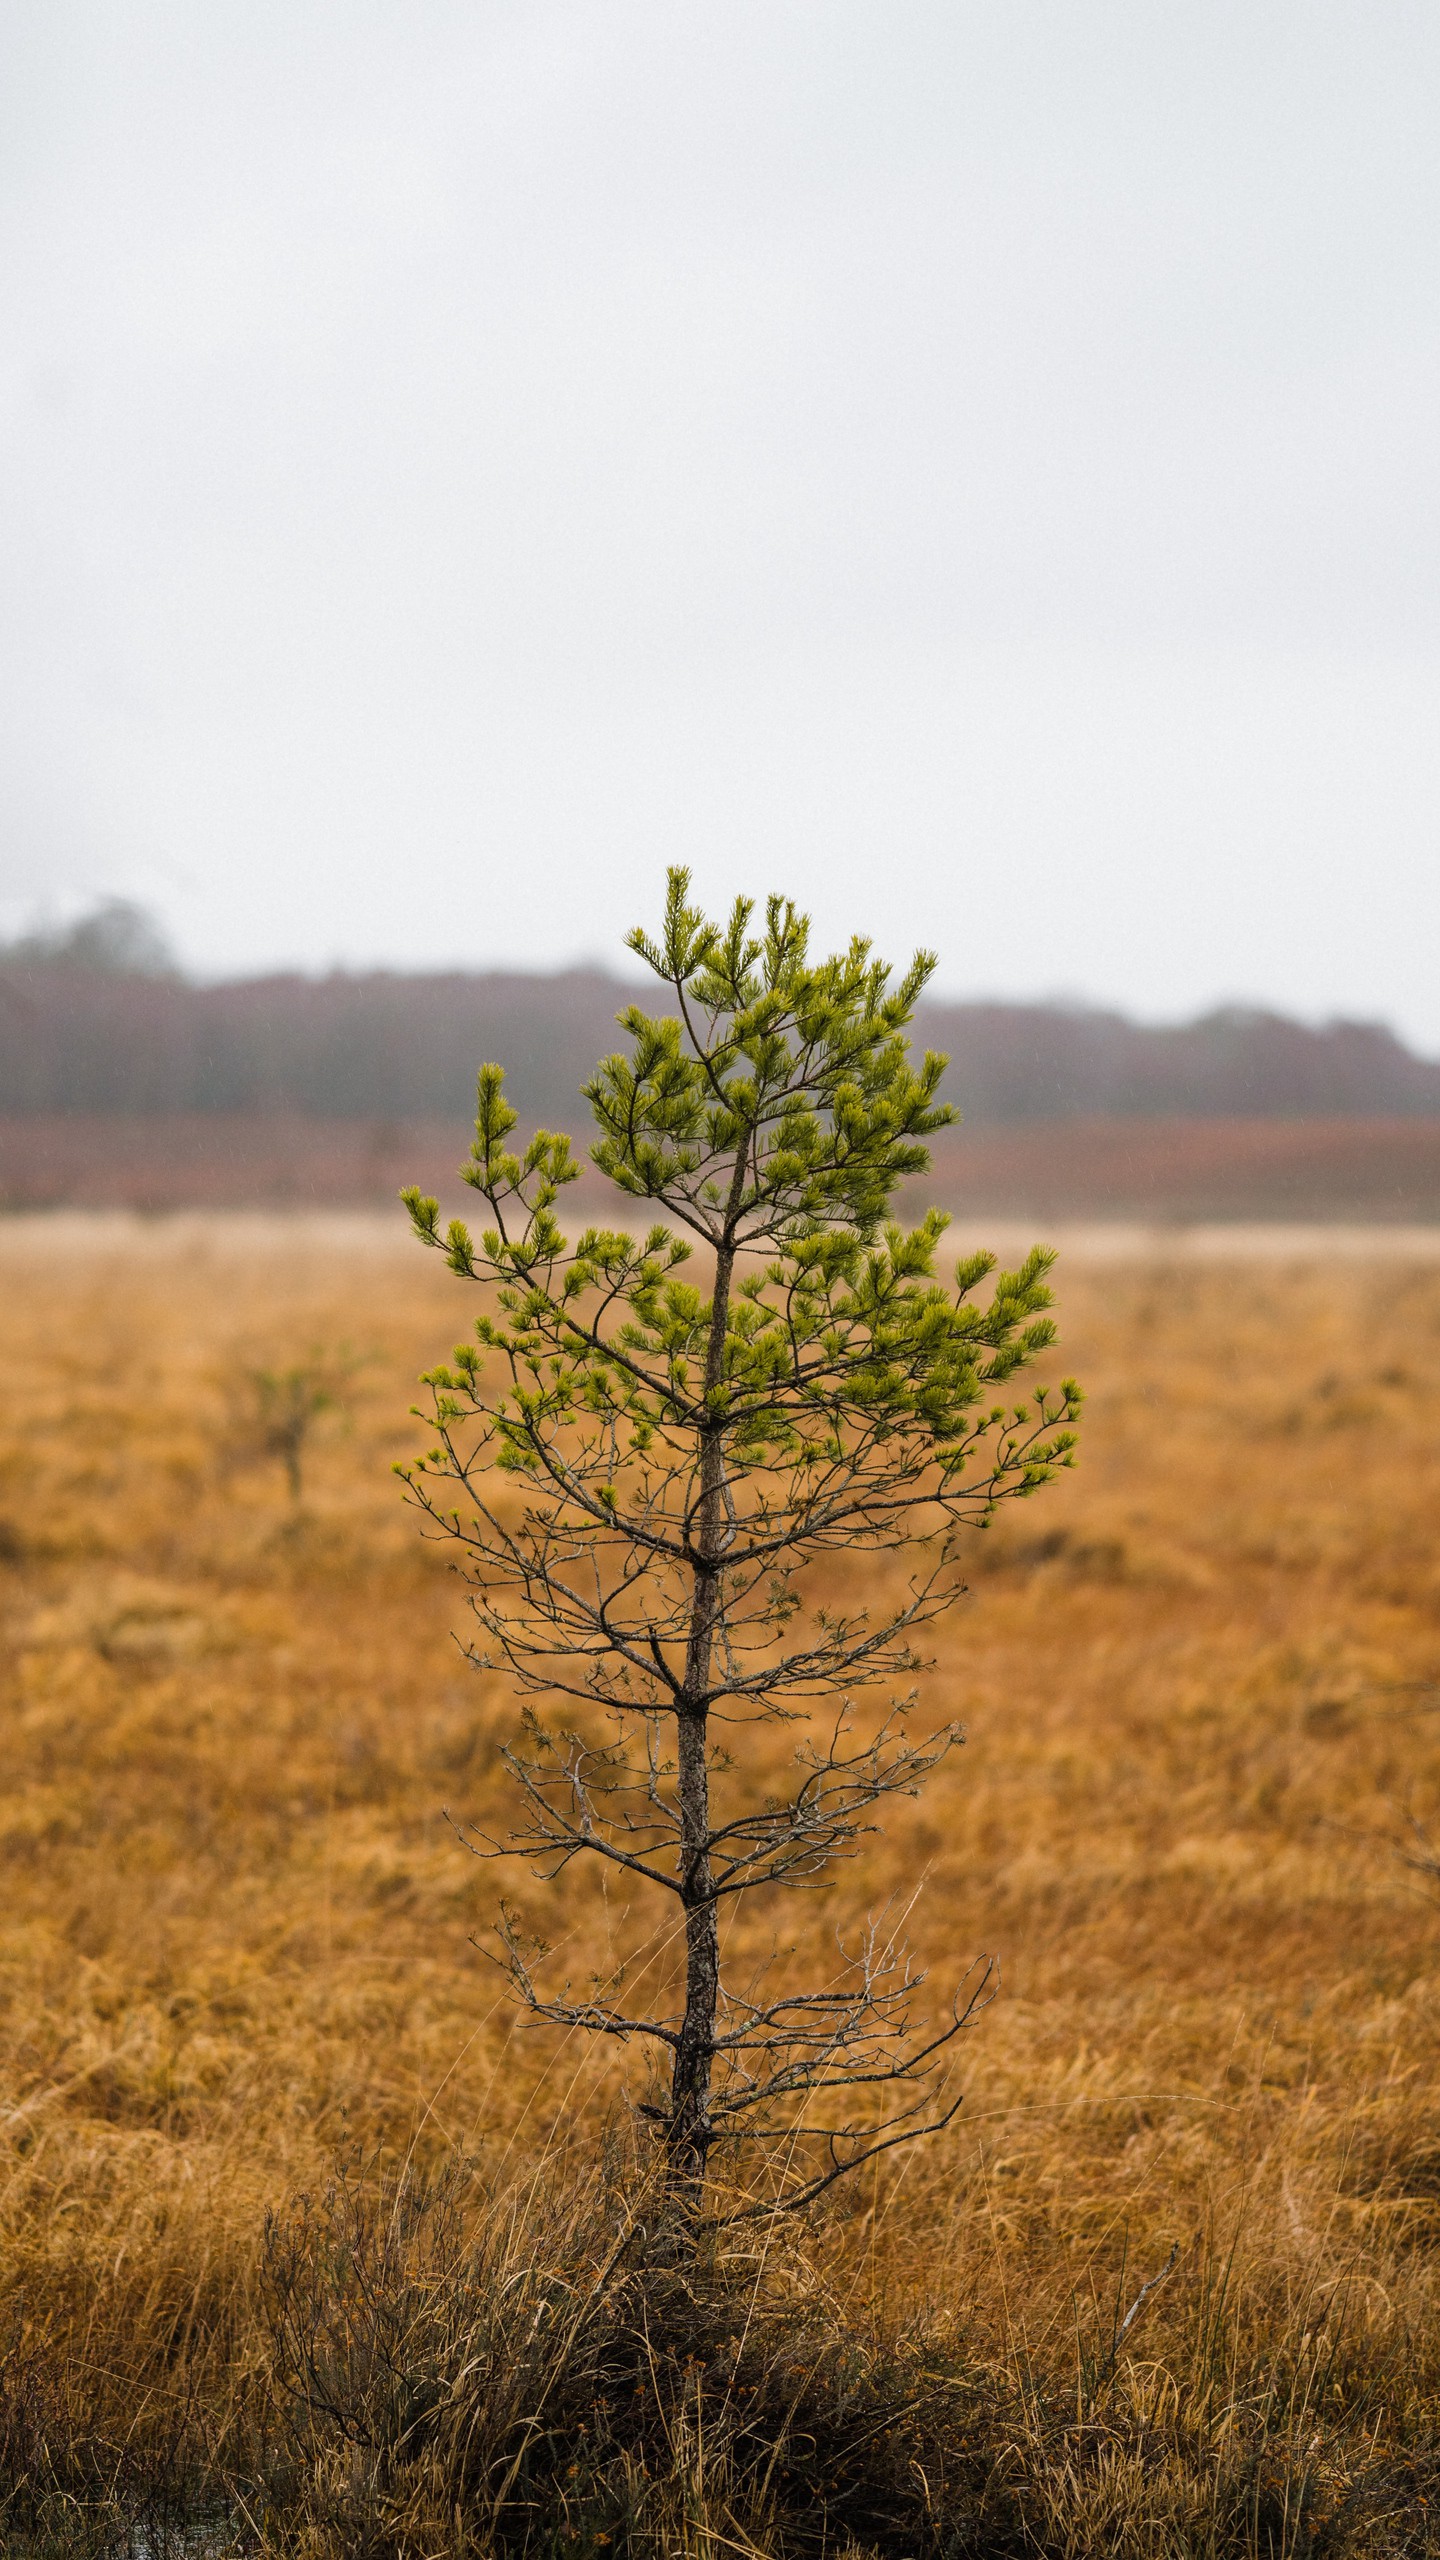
400,875,1080,2217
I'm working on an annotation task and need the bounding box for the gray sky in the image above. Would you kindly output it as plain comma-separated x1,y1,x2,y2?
2,2,1438,1039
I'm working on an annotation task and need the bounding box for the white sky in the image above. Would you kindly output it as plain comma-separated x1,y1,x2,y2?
2,2,1438,1040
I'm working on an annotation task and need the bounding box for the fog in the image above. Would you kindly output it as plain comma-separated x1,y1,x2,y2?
2,4,1438,1038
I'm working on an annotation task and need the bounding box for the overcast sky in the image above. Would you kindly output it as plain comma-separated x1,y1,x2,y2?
2,3,1438,1039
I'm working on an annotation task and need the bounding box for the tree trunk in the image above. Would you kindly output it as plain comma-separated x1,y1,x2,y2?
670,1700,719,2187
665,1178,744,2204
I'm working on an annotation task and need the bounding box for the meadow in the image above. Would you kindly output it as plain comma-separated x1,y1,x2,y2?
2,1212,1440,2554
5,1110,1440,1224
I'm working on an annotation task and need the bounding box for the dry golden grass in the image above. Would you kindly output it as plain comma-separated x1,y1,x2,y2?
2,1211,1440,2552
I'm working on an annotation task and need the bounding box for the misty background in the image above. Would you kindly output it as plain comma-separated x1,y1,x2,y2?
2,3,1438,1043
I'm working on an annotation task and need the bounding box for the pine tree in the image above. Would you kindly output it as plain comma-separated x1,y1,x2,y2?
401,873,1080,2216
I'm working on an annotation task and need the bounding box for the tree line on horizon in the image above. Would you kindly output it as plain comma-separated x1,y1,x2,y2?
3,897,1438,1127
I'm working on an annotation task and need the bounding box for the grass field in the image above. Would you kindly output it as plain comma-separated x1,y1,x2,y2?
2,1213,1440,2554
5,1110,1440,1224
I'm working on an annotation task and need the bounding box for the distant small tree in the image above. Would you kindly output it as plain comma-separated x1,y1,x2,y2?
5,897,179,977
401,874,1080,2217
239,1351,359,1504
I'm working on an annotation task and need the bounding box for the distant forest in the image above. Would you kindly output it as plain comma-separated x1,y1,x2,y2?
3,900,1438,1127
